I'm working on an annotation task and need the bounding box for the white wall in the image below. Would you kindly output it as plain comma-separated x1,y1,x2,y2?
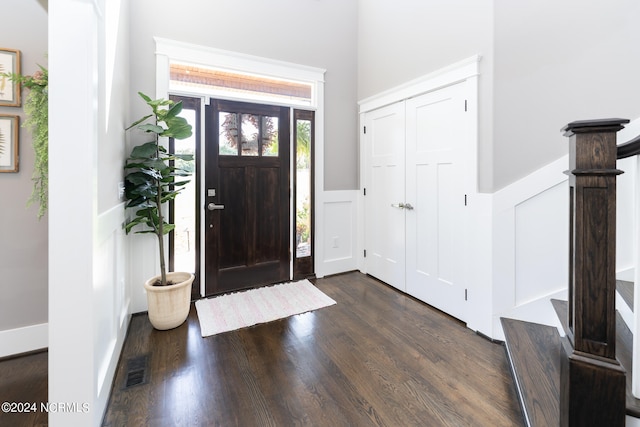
493,0,640,191
357,0,494,191
49,0,131,425
358,1,640,193
129,0,358,192
123,0,359,312
0,0,48,357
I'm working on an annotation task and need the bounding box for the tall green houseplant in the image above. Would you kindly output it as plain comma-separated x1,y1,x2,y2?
124,92,193,287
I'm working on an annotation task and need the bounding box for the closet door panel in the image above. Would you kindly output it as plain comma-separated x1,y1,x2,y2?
405,83,467,321
364,101,406,290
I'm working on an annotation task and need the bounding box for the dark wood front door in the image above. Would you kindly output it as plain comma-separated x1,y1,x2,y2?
204,100,290,295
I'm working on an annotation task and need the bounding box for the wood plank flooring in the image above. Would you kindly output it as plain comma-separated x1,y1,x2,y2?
501,318,561,427
0,350,48,427
103,272,523,426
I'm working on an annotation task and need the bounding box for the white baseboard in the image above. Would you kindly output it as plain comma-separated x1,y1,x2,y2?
0,323,48,358
321,257,358,278
617,267,635,282
493,288,567,342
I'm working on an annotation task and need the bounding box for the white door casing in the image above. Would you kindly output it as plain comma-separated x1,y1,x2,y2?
405,83,467,321
359,55,480,331
364,101,406,291
363,82,469,323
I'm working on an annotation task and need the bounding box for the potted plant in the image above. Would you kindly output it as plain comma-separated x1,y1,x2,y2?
2,65,49,218
124,92,194,330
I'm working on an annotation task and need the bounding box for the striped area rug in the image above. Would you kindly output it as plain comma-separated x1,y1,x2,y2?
195,279,336,337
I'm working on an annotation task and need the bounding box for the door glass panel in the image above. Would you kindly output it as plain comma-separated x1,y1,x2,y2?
296,118,312,258
219,112,238,155
241,113,259,156
174,108,197,273
262,116,279,157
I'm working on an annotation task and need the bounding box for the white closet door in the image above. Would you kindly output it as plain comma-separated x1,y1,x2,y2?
364,101,406,291
405,83,467,321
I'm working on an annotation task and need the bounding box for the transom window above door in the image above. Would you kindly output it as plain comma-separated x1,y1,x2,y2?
169,62,314,106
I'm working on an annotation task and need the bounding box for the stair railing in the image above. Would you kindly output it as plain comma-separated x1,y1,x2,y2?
560,118,630,427
616,134,640,159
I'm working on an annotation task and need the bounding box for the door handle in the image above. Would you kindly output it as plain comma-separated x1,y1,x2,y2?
207,202,225,211
390,202,414,210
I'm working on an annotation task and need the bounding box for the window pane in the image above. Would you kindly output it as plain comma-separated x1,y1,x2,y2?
296,119,312,258
262,116,278,157
174,108,196,273
170,62,313,107
219,112,238,155
241,114,259,156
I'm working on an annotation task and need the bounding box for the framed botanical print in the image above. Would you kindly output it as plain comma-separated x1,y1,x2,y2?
0,48,21,107
0,114,19,172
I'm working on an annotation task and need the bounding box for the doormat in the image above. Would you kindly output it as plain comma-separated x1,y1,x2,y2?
195,279,336,337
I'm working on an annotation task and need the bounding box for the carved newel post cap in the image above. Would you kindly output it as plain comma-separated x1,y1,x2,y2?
562,118,629,136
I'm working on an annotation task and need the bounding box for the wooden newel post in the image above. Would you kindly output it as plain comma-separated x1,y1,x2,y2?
560,118,629,427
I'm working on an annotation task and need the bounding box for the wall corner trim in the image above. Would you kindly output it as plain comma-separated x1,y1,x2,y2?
0,323,48,358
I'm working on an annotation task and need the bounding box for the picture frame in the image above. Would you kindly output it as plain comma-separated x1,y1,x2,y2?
0,114,19,173
0,48,21,107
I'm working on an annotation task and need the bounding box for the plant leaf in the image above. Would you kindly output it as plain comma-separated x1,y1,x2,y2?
128,141,158,158
165,101,183,120
138,123,164,134
162,116,192,139
125,114,152,131
138,92,152,103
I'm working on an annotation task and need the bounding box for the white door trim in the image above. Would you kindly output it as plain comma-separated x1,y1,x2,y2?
358,56,482,327
154,38,328,287
358,55,481,114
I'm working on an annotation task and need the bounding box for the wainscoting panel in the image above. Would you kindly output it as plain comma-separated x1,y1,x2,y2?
514,181,568,306
318,190,359,277
617,155,636,274
94,203,130,413
493,156,569,339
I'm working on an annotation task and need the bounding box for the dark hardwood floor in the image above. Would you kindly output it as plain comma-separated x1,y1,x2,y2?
103,272,523,426
0,350,48,427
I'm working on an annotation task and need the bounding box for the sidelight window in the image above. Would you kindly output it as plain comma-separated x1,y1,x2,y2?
168,96,200,290
293,109,314,278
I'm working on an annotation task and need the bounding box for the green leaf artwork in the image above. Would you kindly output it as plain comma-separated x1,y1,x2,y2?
0,64,5,97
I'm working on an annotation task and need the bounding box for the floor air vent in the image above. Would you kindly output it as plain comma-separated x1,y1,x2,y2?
123,354,149,389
